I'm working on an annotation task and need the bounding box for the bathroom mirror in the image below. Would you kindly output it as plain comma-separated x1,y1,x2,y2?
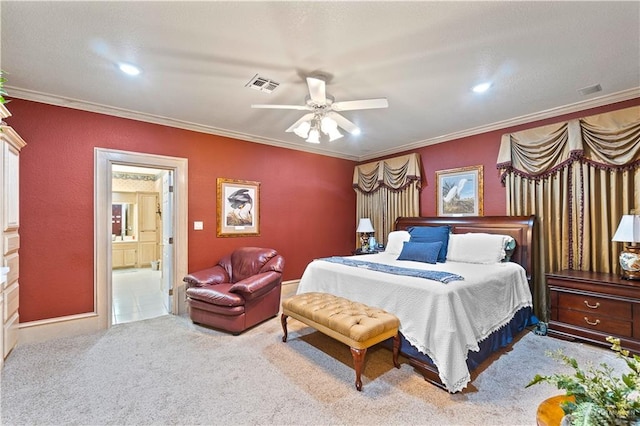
112,203,134,238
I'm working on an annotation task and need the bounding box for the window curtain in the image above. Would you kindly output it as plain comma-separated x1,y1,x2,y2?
498,105,640,321
353,153,422,245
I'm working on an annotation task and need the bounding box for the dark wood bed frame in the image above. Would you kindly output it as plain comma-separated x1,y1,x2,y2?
393,215,536,390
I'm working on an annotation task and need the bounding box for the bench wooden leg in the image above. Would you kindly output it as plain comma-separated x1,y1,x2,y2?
393,333,400,368
281,314,289,342
350,347,367,391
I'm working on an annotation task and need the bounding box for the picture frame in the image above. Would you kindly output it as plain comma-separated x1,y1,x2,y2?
217,178,260,237
435,165,484,217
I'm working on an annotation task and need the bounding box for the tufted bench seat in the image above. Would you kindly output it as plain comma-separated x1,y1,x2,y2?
281,292,400,391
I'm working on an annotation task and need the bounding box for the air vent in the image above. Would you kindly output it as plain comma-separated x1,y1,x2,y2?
245,74,280,93
578,84,602,96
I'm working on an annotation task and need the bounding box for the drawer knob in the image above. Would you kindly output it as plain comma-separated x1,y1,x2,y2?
583,300,600,309
584,317,600,326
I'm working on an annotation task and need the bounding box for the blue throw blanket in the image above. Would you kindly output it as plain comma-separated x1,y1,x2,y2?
319,256,464,284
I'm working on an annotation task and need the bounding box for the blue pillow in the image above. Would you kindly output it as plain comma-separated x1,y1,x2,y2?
407,226,451,262
397,241,443,264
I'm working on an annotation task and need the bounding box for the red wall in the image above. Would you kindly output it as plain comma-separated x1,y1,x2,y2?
8,97,639,322
6,100,356,322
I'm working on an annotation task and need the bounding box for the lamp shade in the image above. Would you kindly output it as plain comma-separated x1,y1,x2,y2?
305,128,320,143
293,121,311,138
327,127,343,141
356,218,374,233
320,116,337,134
612,215,640,243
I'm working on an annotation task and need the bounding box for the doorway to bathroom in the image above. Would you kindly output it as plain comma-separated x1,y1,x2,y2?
111,165,169,324
95,148,188,329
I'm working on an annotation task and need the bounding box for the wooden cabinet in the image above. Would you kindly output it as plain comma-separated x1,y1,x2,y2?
112,242,137,268
137,192,158,267
138,192,158,236
111,192,158,268
547,269,640,354
1,104,26,362
137,242,156,267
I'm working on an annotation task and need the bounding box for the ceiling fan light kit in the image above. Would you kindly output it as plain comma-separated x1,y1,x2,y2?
294,114,344,143
251,75,388,143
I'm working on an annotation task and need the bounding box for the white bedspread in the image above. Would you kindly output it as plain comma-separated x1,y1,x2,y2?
296,252,532,392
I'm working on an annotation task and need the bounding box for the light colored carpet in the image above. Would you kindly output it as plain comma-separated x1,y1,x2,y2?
0,314,628,425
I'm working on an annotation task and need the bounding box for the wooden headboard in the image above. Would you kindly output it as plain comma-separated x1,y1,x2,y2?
394,215,536,284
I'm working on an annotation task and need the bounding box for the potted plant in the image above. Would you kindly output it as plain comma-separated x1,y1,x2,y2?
0,70,7,104
527,336,640,425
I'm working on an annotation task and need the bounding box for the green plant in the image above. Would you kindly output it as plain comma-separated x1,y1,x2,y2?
527,337,640,425
0,70,8,104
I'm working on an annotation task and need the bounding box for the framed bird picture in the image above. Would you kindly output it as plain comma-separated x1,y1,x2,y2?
217,178,260,237
435,165,483,217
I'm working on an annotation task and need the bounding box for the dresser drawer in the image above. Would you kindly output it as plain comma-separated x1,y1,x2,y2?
4,281,18,321
547,270,640,355
557,292,632,320
3,253,18,288
557,308,632,337
3,310,18,358
3,231,19,256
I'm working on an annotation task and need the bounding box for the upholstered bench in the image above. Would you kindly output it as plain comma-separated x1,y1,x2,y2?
281,292,400,391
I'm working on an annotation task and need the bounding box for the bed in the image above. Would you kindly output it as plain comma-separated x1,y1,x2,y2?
295,215,536,392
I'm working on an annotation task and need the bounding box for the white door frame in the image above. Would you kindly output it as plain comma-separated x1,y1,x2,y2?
160,170,174,312
95,148,188,328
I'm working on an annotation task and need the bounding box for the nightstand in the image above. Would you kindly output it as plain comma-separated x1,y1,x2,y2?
546,269,640,354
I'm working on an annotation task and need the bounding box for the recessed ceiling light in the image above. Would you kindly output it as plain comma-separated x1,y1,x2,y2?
472,82,491,93
118,63,141,76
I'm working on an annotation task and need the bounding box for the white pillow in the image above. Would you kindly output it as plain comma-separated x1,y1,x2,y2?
446,233,511,264
385,230,411,255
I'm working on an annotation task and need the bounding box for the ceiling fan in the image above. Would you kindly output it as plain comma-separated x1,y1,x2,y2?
251,76,388,143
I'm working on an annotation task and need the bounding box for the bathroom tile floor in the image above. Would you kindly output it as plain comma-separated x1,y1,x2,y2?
112,267,168,325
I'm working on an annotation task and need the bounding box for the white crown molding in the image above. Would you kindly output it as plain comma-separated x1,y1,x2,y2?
358,87,640,162
7,85,639,163
5,86,361,161
0,103,11,120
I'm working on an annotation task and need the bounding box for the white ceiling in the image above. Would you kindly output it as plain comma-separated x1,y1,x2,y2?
2,1,639,161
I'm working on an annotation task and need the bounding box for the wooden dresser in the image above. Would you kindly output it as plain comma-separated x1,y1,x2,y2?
547,269,640,354
0,104,26,364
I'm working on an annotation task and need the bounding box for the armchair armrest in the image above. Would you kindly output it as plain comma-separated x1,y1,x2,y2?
183,265,230,288
228,271,282,301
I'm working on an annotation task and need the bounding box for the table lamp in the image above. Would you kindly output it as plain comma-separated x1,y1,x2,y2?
356,218,375,252
612,214,640,280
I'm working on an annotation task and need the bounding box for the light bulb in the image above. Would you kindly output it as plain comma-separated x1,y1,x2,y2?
472,82,491,93
118,63,141,76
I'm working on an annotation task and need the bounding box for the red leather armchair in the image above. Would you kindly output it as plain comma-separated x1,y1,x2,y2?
183,247,285,334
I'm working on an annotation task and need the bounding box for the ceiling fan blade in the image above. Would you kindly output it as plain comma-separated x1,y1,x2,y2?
331,98,389,111
251,104,311,111
327,112,360,135
285,113,314,132
306,77,326,105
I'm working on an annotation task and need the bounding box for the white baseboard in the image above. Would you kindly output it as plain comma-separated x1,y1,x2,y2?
16,279,302,345
18,312,106,345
